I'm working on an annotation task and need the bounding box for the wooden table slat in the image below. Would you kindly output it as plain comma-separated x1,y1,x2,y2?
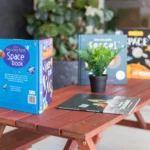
37,111,94,136
7,79,144,129
16,108,69,130
36,80,147,136
0,111,30,126
0,108,12,116
61,80,150,139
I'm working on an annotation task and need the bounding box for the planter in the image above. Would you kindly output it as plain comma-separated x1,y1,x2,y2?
53,61,78,90
89,74,107,93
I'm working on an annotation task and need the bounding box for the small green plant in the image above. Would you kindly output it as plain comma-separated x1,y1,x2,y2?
77,45,122,76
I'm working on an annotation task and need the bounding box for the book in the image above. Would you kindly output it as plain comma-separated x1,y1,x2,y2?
0,38,53,114
57,94,140,115
122,28,150,79
78,34,127,85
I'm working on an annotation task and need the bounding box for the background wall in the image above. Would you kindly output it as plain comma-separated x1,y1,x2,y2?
0,0,33,38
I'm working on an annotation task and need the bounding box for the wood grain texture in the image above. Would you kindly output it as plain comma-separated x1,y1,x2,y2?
0,109,12,115
62,80,150,139
63,140,77,150
0,129,47,150
0,111,30,126
37,111,94,136
134,111,147,129
0,124,6,138
77,138,96,150
0,79,149,147
36,80,140,136
117,120,150,130
92,133,101,144
16,79,143,131
16,108,69,130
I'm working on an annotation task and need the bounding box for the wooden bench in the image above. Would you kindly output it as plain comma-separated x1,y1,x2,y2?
0,126,47,150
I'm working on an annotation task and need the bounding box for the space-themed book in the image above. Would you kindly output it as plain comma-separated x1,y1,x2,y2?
78,34,127,85
122,28,150,79
0,38,53,114
57,94,140,115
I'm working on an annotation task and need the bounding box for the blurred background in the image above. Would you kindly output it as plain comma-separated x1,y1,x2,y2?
0,0,150,89
1,0,150,39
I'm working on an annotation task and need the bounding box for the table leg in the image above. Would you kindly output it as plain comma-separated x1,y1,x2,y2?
92,133,101,144
134,111,147,129
76,138,96,150
0,124,6,137
64,139,77,150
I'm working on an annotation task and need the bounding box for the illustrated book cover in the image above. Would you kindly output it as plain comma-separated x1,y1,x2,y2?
0,38,53,114
78,34,127,85
57,94,140,115
122,28,150,79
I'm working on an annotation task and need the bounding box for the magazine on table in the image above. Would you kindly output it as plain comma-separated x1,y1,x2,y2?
57,94,140,115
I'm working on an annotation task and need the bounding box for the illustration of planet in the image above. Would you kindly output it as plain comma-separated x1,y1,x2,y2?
132,47,143,58
109,55,121,68
146,45,150,52
132,47,148,58
0,50,5,58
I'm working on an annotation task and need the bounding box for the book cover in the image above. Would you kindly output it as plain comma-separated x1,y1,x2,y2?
57,94,140,115
78,34,127,85
122,28,150,79
0,38,53,114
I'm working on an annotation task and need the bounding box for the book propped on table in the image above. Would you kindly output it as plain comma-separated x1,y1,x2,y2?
57,94,140,115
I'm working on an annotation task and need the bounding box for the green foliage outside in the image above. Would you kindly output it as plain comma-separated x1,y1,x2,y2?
26,0,114,60
77,45,122,76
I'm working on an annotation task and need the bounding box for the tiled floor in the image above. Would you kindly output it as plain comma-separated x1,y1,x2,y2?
5,106,150,150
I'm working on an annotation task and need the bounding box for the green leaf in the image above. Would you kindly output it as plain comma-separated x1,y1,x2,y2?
58,23,76,36
26,15,35,25
26,25,35,35
52,5,65,15
37,0,56,11
75,0,87,8
65,10,72,21
59,43,68,56
77,45,122,76
88,0,99,8
86,15,100,27
39,23,58,37
50,14,65,24
35,10,48,21
104,9,114,22
68,37,77,45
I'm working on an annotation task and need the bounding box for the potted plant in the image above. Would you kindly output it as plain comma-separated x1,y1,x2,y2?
25,0,114,89
77,45,122,92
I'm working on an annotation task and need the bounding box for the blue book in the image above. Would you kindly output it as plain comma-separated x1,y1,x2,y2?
0,38,53,114
78,34,127,85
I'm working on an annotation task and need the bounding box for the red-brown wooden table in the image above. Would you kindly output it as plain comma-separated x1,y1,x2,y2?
0,79,150,150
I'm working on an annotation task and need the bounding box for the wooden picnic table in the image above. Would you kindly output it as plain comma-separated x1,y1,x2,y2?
0,79,150,150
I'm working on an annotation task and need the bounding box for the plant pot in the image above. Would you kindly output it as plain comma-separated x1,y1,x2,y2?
89,74,107,93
